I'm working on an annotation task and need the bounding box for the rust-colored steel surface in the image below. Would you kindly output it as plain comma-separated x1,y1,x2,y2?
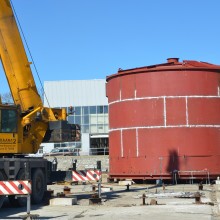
106,58,220,181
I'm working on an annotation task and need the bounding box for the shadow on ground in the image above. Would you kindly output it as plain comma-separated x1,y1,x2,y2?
0,184,162,219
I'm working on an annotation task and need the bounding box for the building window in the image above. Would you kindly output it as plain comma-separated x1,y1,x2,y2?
104,124,109,133
90,106,96,114
90,125,97,133
90,115,97,124
97,115,104,124
54,143,67,148
68,115,74,124
75,107,81,115
90,137,109,155
97,106,104,114
82,115,89,124
104,106,108,113
82,106,89,115
98,126,104,133
104,114,108,124
75,116,81,124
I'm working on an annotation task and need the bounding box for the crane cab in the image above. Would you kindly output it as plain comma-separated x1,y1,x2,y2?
0,105,20,154
0,106,17,133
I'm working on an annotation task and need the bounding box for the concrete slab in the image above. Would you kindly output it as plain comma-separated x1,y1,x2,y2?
118,180,133,186
101,187,113,192
49,197,77,206
0,183,217,219
215,180,220,184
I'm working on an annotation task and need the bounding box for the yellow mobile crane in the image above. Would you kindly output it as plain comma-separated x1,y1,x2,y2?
0,0,79,207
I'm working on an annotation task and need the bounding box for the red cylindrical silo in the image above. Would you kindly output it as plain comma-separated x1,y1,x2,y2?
106,59,220,181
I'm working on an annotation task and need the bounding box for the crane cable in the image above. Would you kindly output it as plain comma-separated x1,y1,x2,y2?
9,0,51,108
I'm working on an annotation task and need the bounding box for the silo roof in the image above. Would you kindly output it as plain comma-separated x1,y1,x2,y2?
106,58,220,81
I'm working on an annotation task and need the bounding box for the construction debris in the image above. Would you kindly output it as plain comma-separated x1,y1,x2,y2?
63,186,71,195
150,199,158,205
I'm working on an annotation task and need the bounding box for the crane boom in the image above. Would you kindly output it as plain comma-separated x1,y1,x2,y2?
0,0,42,112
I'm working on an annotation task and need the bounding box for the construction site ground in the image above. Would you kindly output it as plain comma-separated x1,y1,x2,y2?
1,180,220,220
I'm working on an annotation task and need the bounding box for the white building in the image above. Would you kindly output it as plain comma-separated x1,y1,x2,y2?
41,79,109,155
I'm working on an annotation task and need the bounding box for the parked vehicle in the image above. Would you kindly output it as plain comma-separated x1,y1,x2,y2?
44,147,78,156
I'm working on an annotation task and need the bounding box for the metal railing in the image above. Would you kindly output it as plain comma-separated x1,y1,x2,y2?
89,148,109,155
176,170,210,184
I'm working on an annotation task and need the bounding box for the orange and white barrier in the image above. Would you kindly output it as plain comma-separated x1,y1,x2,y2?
72,170,101,182
0,180,31,195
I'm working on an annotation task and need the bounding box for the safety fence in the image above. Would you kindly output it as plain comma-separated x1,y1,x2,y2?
72,169,101,182
0,180,31,195
0,180,34,219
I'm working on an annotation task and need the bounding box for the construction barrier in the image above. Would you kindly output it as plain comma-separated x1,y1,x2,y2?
72,170,101,182
0,180,31,195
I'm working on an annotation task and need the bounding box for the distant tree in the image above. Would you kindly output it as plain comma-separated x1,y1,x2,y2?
1,92,13,104
1,88,44,105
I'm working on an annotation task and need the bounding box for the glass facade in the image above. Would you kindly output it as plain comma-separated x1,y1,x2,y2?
67,105,109,134
58,105,110,155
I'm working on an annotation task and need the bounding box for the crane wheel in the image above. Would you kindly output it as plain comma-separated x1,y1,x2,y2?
8,169,27,207
0,171,6,208
31,168,46,204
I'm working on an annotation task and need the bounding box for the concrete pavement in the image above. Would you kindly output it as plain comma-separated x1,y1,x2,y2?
0,183,219,220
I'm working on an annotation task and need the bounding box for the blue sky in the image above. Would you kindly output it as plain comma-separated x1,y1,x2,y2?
1,0,220,94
